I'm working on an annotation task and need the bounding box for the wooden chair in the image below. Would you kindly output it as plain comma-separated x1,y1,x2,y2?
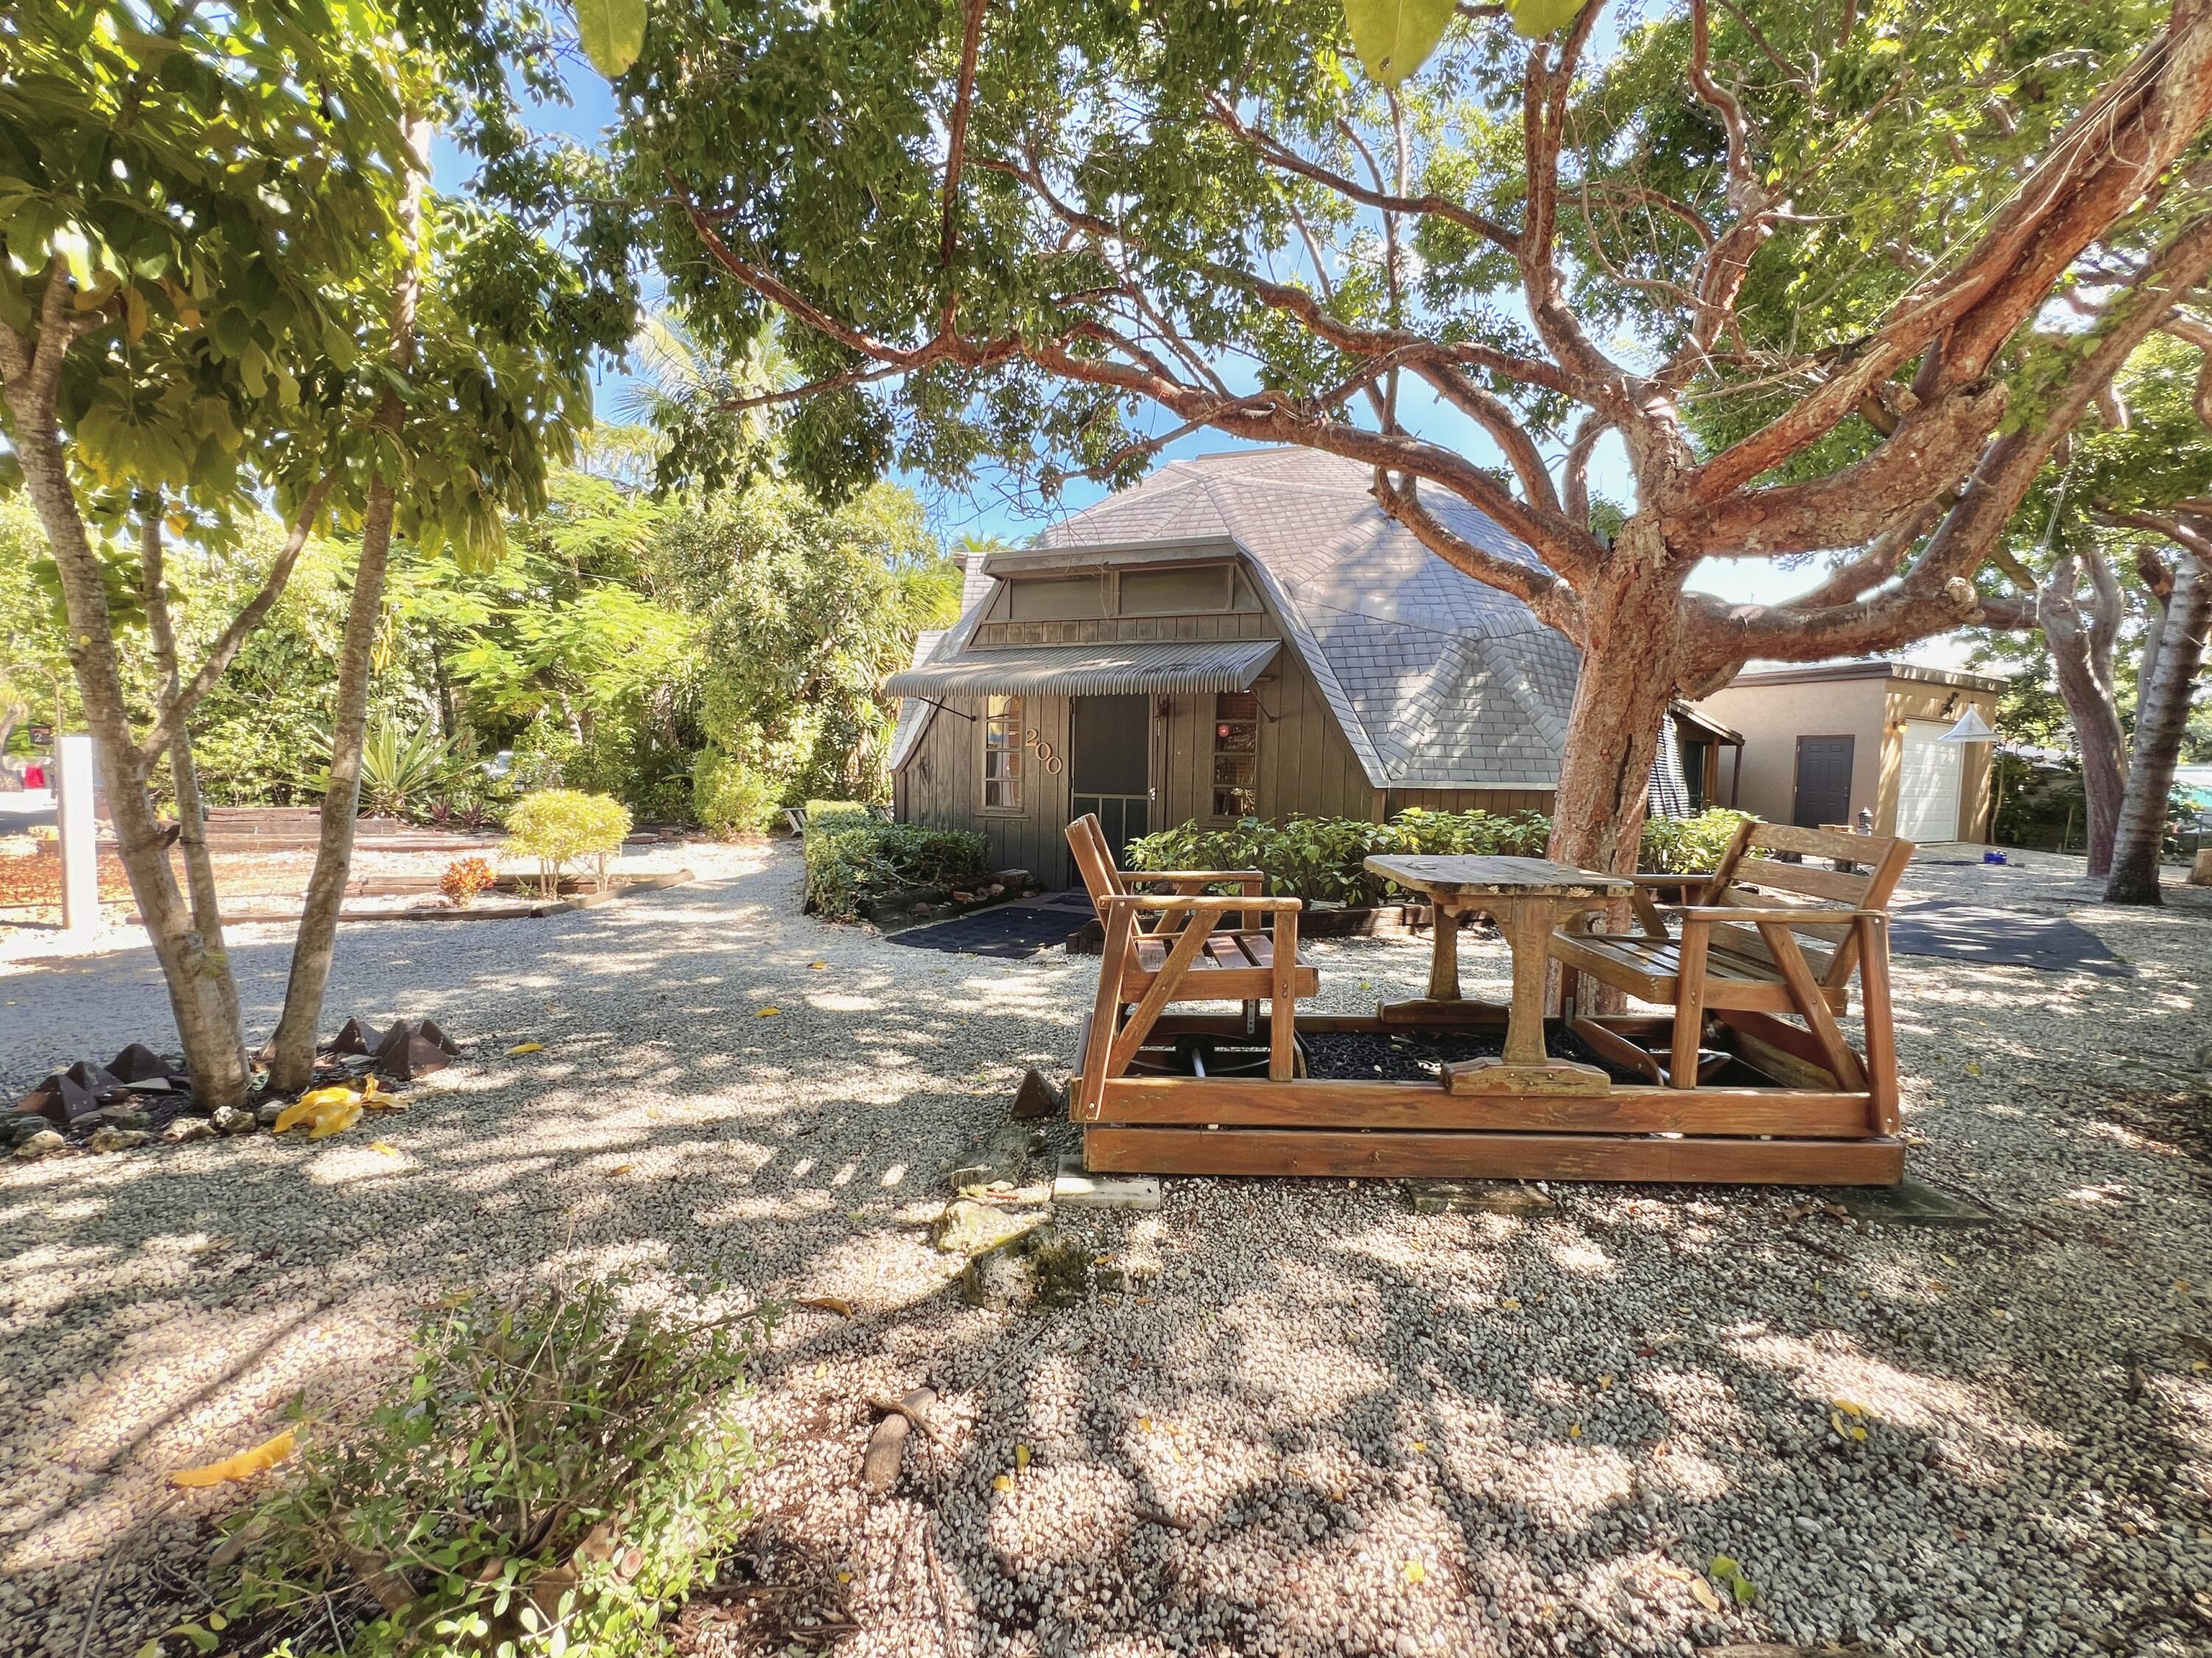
1550,819,1914,1104
1065,813,1318,1115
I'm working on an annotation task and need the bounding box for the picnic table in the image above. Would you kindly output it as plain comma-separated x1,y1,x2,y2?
1363,854,1632,1090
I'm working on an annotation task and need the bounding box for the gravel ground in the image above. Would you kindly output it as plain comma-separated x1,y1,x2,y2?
2,842,2210,1658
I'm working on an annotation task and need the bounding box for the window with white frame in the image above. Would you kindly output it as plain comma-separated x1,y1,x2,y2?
982,694,1023,810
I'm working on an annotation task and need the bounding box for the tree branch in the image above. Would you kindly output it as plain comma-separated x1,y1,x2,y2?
133,473,338,766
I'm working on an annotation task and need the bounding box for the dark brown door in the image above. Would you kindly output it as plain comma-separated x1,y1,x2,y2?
1793,735,1854,829
1070,694,1152,875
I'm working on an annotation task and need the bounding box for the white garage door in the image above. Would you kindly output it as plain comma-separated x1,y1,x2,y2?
1896,720,1963,842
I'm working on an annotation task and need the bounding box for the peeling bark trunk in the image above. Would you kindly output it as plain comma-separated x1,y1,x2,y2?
268,114,427,1093
2037,550,2128,877
1546,539,1684,876
3,420,251,1104
2106,548,2211,904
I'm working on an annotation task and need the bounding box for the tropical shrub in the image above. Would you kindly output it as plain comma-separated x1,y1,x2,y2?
692,749,778,837
1638,808,1754,875
439,856,498,908
1127,808,1751,904
213,1273,773,1658
326,717,470,821
804,815,988,922
504,789,633,898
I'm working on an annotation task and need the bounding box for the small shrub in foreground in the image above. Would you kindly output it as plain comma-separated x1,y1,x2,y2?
692,750,777,839
504,789,632,898
438,856,497,909
217,1275,775,1658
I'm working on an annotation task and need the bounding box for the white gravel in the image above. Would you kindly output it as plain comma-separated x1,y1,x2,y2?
2,842,2210,1658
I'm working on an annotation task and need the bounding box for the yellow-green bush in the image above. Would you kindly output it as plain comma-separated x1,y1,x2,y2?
504,788,633,897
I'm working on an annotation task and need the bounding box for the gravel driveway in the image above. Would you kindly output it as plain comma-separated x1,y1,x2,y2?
3,843,2210,1658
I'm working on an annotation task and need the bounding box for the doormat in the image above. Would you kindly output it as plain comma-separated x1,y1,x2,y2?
1890,900,2132,976
886,904,1077,959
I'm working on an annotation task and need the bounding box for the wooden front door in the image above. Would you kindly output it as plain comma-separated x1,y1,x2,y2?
1070,694,1152,877
1792,734,1855,829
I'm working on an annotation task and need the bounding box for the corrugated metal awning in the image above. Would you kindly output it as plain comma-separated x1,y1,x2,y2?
886,638,1280,698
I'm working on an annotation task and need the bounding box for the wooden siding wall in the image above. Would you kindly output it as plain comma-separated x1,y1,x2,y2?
898,694,1074,879
895,577,1559,879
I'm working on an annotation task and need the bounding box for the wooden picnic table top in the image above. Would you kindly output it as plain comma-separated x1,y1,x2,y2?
1361,853,1634,900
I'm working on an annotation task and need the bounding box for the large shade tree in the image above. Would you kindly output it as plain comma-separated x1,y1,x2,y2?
612,0,2212,871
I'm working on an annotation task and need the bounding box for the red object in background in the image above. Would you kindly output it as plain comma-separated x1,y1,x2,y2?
22,763,44,788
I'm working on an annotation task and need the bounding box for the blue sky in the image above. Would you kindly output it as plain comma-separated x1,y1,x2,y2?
451,60,1965,664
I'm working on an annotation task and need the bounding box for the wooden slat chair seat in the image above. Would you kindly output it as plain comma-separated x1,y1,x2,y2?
1065,812,1318,1115
1553,818,1913,1099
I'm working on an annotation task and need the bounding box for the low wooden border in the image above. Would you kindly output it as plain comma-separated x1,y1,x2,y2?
1074,1009,1903,1187
132,870,695,927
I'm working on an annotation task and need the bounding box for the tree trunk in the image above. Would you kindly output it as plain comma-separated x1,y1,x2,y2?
3,419,252,1104
2106,547,2211,905
2037,550,2128,877
1545,544,1684,875
268,114,427,1092
142,506,240,1012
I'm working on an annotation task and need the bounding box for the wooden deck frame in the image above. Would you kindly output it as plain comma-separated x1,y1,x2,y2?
1063,816,1909,1187
1069,1006,1905,1187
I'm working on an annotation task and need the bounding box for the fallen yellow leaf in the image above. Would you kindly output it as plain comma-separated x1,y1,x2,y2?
1015,1443,1031,1470
794,1295,853,1317
1688,1578,1722,1612
992,1473,1013,1492
1599,1374,1614,1390
274,1085,354,1133
507,1041,543,1056
1568,1423,1582,1439
809,961,828,971
603,1163,633,1177
755,1007,780,1017
307,1099,362,1140
1411,1441,1426,1453
1402,1560,1427,1585
369,1142,398,1156
171,1429,295,1488
1498,1298,1521,1311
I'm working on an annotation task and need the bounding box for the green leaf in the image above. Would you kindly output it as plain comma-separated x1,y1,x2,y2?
576,0,647,78
1506,0,1585,37
1338,0,1455,87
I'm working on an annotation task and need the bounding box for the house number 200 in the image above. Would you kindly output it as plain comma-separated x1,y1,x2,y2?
1022,726,1065,776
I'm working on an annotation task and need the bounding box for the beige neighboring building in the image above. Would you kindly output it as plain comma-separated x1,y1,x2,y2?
1694,661,2005,845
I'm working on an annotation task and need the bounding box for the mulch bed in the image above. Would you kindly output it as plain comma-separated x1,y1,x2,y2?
1293,1025,1655,1087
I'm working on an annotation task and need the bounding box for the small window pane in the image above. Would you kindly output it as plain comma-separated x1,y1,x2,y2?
1120,567,1228,615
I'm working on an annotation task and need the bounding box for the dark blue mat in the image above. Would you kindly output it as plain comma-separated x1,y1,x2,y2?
1891,900,2132,975
886,904,1082,958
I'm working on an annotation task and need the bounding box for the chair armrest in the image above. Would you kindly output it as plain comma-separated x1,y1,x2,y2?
1122,869,1266,885
1626,871,1713,885
1102,894,1302,914
1666,905,1885,924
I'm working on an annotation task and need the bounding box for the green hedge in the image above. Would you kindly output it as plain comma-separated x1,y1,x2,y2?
1125,807,1750,905
804,815,990,921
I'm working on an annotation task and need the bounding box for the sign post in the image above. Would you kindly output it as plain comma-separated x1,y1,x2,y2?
55,732,97,933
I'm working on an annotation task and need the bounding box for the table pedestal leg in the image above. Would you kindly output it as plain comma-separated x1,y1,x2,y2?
1440,897,1610,1097
1426,901,1461,1000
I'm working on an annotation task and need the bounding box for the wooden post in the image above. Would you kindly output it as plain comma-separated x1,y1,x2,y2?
1269,907,1297,1080
1669,918,1709,1088
1856,913,1900,1135
55,731,97,934
2191,848,2212,887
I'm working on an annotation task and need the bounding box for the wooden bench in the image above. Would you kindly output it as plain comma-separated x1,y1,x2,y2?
1065,812,1318,1114
1551,818,1913,1101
